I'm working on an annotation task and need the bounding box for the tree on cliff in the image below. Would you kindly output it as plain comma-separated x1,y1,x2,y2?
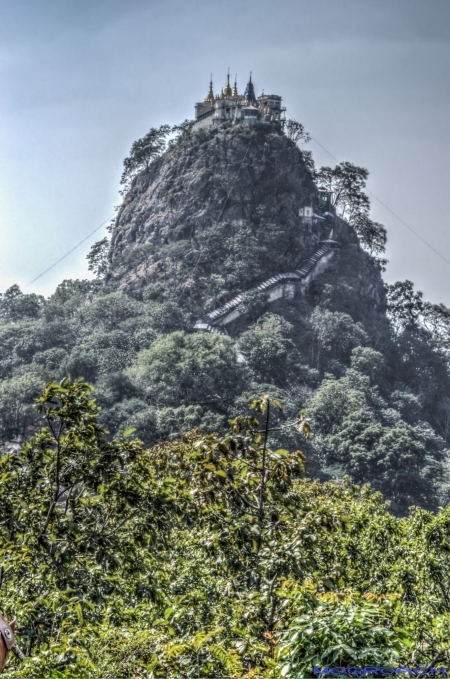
352,213,387,256
121,124,171,190
316,161,387,255
316,161,370,222
86,237,109,278
171,118,194,141
285,118,310,144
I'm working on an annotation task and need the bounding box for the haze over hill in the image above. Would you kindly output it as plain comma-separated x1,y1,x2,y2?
2,0,450,303
1,109,450,517
3,66,450,677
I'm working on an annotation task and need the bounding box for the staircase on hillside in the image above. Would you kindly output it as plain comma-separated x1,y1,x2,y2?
194,239,340,336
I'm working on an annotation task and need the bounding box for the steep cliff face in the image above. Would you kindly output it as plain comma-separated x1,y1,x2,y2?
111,124,315,254
109,123,385,317
1,119,447,517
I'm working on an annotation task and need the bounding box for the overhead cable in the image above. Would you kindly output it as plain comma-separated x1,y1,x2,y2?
26,214,114,287
308,134,450,269
26,123,449,290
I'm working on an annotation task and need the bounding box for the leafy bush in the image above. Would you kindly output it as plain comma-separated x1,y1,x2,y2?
127,331,244,407
0,381,450,676
277,594,411,676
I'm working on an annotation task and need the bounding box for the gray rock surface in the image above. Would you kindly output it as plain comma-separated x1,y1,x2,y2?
109,123,385,315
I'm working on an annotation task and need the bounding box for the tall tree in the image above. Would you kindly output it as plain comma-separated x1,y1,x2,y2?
316,161,370,222
316,162,388,258
171,119,194,140
352,213,387,256
422,301,450,352
121,124,171,189
386,280,424,335
285,119,310,144
86,237,109,278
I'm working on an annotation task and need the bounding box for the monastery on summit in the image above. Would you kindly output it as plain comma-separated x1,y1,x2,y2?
192,72,334,229
193,73,285,131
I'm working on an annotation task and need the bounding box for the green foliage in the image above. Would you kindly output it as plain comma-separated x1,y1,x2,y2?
1,380,450,675
350,346,384,384
196,217,301,292
43,279,94,322
127,331,244,408
238,289,269,322
145,300,191,333
277,590,411,676
171,118,194,140
0,285,44,321
316,162,370,223
59,345,99,382
0,379,178,677
0,372,43,441
80,292,143,331
301,149,316,176
285,119,310,144
422,301,450,352
310,308,368,369
121,124,171,189
306,358,445,514
352,213,387,257
238,313,301,385
86,237,109,278
386,280,424,334
316,161,387,256
386,281,450,357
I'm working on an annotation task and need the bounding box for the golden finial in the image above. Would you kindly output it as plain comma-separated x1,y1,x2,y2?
220,87,225,99
204,75,215,105
232,75,238,96
224,69,232,97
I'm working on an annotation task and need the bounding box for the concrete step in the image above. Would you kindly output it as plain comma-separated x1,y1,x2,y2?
196,243,336,334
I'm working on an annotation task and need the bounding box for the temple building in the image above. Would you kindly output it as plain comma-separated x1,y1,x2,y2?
192,73,285,131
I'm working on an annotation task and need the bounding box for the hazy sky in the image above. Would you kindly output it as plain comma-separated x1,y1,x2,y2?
1,0,450,303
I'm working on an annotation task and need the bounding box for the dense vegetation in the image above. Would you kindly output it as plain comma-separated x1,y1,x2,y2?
1,131,450,514
1,381,450,677
1,119,450,675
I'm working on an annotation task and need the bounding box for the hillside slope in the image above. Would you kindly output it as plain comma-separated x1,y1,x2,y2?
109,124,384,314
0,120,449,515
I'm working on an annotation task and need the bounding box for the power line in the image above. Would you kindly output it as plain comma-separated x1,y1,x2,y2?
364,188,450,269
27,135,254,294
26,214,114,288
26,126,449,289
308,134,450,270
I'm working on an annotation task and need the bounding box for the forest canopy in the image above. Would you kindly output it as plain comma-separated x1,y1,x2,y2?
1,119,450,675
0,380,450,677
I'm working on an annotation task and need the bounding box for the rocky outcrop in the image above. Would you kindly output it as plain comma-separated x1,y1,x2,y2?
111,125,315,253
109,122,385,317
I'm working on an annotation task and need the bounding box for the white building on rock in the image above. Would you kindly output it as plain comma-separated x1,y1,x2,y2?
193,73,286,131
